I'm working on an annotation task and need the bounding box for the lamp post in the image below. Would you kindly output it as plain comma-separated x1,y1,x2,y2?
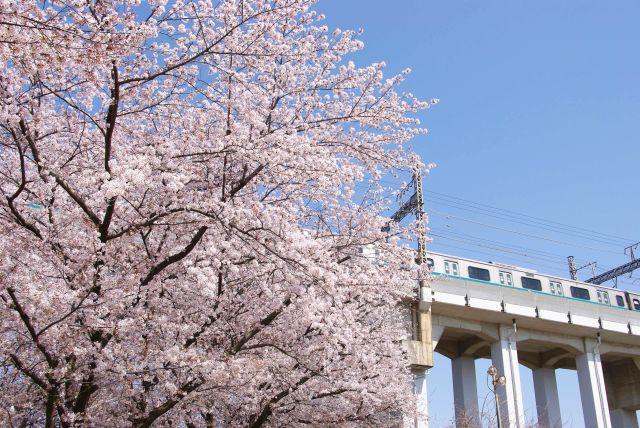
487,365,507,428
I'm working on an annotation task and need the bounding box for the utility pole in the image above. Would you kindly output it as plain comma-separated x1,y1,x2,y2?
386,168,431,428
413,169,427,267
385,168,431,338
385,168,428,287
567,256,577,280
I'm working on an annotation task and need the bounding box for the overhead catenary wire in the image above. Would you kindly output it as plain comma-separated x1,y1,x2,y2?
429,232,573,268
426,196,627,248
354,179,636,286
428,241,568,274
429,228,591,266
428,208,625,256
358,179,629,247
424,190,632,245
360,177,631,245
373,176,630,245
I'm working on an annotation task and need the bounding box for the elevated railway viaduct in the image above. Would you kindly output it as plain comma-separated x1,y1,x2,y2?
405,263,640,428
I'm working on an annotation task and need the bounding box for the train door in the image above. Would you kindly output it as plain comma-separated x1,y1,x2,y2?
596,290,610,305
549,281,564,296
625,293,640,311
499,271,513,286
444,260,459,276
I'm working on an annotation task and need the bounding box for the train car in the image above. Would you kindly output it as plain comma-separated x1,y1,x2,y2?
426,251,631,310
626,292,640,311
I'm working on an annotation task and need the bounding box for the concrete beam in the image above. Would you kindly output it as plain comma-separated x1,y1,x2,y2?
598,341,640,357
459,336,489,357
512,328,583,354
532,367,562,428
541,348,575,368
576,338,612,428
432,314,499,342
452,356,479,427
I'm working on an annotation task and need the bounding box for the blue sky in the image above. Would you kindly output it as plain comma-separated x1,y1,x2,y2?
317,1,640,426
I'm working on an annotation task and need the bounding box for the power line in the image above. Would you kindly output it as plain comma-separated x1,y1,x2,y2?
426,195,627,248
355,180,636,285
428,209,624,256
425,190,632,245
356,182,632,249
429,233,573,268
427,241,567,274
429,228,593,266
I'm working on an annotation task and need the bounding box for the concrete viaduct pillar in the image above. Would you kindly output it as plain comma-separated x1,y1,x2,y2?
451,356,479,426
610,409,639,428
412,367,429,428
576,338,612,428
532,367,562,428
491,325,525,428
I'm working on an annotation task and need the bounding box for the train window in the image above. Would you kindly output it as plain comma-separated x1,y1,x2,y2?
521,277,542,291
634,299,640,310
468,266,491,281
570,286,591,301
427,258,435,270
616,295,625,307
499,271,513,286
550,281,563,296
444,260,459,276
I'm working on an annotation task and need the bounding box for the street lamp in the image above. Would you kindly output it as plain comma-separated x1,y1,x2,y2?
487,365,507,428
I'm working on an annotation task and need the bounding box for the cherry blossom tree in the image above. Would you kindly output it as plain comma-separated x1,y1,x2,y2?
0,0,434,425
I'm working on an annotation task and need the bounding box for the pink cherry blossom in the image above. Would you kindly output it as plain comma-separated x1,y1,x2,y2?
0,1,432,426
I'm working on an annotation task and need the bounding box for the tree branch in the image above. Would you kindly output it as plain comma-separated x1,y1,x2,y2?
130,378,203,428
233,296,292,353
249,372,315,428
4,134,43,239
134,226,208,305
228,163,265,198
9,353,48,390
7,287,58,369
104,63,119,174
18,120,101,226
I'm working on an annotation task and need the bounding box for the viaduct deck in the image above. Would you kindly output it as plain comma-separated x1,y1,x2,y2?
405,273,640,428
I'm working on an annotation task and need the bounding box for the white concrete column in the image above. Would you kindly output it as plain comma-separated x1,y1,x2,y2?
610,409,639,428
491,326,525,428
412,367,429,428
576,338,612,428
452,356,479,427
532,367,562,428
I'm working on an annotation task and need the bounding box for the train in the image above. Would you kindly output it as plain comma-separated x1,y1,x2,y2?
426,251,640,312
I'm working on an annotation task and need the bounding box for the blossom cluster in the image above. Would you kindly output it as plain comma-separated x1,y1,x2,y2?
0,0,432,426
